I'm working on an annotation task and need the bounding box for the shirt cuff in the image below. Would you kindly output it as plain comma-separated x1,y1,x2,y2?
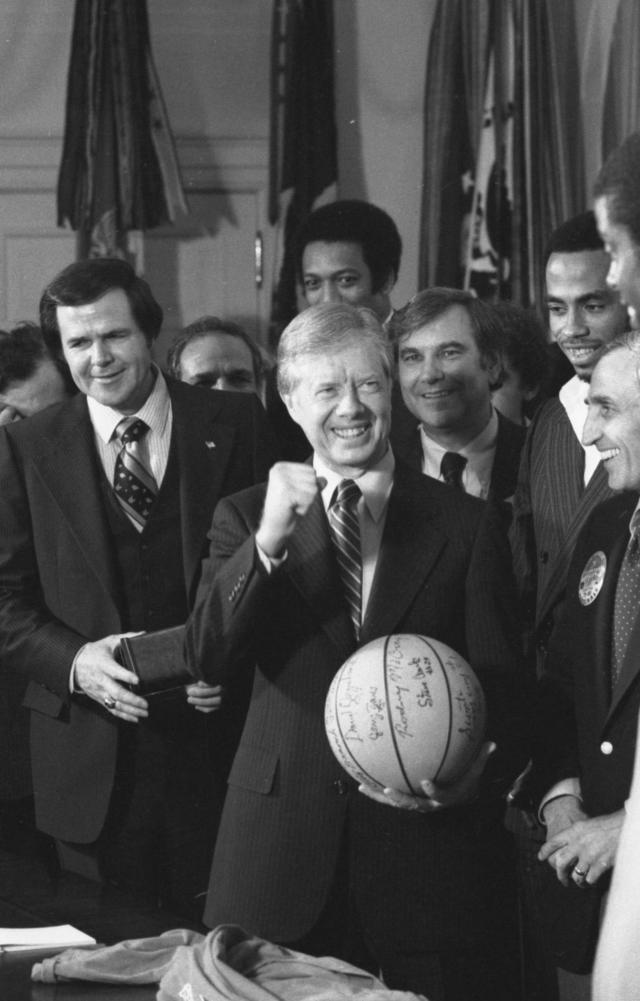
69,644,88,693
539,778,582,824
255,540,287,574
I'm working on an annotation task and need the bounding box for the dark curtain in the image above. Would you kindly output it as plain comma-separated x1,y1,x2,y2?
419,0,585,308
269,0,338,340
57,0,185,259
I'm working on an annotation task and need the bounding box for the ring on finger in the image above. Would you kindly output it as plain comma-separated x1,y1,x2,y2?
103,695,116,710
573,866,587,879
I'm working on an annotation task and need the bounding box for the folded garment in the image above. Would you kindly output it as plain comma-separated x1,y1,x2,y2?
32,924,426,1001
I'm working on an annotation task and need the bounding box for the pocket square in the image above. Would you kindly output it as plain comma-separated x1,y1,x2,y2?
205,440,216,449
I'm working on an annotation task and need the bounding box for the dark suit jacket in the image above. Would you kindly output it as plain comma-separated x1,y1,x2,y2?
510,396,613,667
390,399,525,503
531,491,640,971
0,379,277,843
186,461,529,946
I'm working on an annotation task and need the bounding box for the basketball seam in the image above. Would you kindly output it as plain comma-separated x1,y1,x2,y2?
331,672,383,790
383,634,420,795
420,636,453,783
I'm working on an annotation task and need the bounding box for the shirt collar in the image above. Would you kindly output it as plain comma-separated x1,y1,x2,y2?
87,365,171,443
419,407,498,461
314,447,395,524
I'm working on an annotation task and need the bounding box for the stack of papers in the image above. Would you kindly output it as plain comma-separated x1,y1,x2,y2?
0,924,96,952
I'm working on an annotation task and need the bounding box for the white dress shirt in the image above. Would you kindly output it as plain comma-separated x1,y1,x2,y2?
419,408,498,499
558,374,600,486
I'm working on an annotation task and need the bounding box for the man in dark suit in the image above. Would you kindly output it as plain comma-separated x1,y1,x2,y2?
0,258,276,920
532,330,640,989
186,301,529,1001
511,212,629,678
389,287,525,506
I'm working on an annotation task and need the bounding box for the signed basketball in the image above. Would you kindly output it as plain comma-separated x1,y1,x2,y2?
324,634,486,794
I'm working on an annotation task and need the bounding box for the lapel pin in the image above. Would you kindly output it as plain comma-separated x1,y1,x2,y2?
205,441,216,450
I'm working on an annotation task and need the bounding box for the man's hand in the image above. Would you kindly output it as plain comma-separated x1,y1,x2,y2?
256,462,323,558
74,634,149,723
185,680,223,714
358,741,495,813
0,404,20,426
538,806,625,886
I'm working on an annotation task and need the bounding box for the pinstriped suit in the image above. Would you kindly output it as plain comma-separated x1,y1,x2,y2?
185,460,529,998
511,395,613,671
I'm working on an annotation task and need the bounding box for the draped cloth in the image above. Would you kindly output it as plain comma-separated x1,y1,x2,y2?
268,0,338,339
57,0,187,259
31,924,421,1001
419,0,585,307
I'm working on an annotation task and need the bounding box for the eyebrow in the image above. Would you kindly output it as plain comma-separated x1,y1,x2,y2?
546,291,610,305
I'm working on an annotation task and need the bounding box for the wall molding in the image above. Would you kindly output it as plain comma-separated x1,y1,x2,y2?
0,136,269,193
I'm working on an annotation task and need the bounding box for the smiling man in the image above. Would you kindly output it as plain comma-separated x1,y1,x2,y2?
0,258,276,921
511,212,629,676
389,287,524,505
531,330,640,988
185,301,528,1001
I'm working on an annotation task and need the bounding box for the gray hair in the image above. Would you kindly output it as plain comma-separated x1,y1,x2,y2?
277,303,394,397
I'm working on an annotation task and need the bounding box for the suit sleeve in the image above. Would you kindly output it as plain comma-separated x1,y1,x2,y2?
466,499,533,794
0,429,86,697
185,489,273,683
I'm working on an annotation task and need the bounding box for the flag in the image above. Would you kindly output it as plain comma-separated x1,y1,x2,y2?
269,0,337,339
57,0,187,259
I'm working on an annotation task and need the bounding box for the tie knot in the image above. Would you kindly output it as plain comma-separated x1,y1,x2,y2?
333,478,361,509
440,451,467,488
117,417,149,446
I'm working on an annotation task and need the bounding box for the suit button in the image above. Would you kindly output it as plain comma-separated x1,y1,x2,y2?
600,741,613,755
332,779,349,795
540,551,549,565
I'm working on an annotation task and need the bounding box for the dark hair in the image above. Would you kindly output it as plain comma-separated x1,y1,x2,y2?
0,321,75,395
490,301,551,396
542,211,604,271
388,287,505,389
594,131,640,246
166,316,268,385
294,200,402,293
39,258,163,358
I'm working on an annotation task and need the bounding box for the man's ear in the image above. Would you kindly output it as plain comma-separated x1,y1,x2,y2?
484,351,504,390
379,270,396,296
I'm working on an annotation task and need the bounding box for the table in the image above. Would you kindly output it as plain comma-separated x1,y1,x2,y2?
0,848,198,1000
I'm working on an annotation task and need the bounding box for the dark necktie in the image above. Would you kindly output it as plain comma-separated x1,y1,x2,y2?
113,417,158,531
328,479,362,640
612,512,640,690
440,451,467,491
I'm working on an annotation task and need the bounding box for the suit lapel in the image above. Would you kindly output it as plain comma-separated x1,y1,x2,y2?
362,468,445,641
169,383,236,595
607,496,640,721
31,397,119,608
490,412,524,501
537,460,612,626
590,519,629,724
286,494,356,662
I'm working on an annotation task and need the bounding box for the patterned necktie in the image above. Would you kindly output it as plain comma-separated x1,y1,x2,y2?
328,479,362,640
113,418,158,531
612,512,640,690
440,451,467,490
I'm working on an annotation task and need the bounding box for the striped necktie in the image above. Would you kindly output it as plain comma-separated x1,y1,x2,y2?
612,511,640,691
113,417,158,530
328,479,362,640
